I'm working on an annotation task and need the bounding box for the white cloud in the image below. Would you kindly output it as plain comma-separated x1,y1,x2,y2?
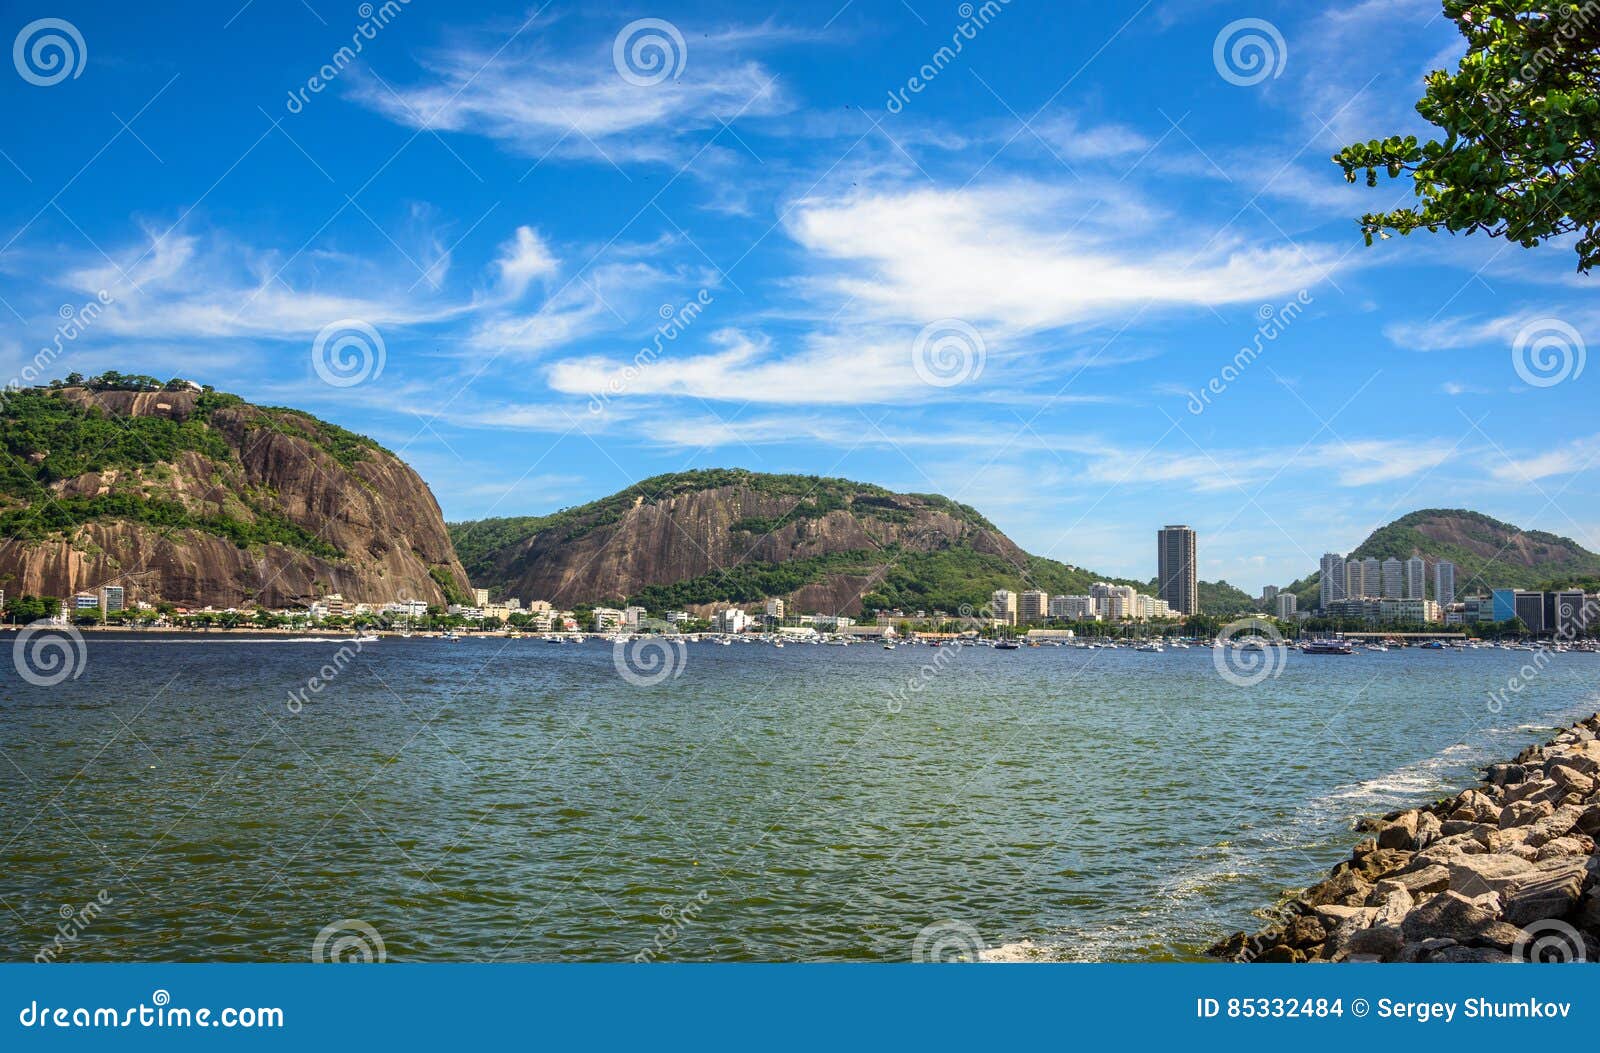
350,29,793,166
1387,308,1599,353
493,226,559,299
1489,437,1600,483
783,182,1343,337
58,229,478,343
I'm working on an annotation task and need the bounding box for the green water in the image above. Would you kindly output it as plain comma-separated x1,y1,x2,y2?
2,635,1595,961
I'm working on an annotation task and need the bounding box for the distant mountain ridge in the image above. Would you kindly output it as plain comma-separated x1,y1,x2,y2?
450,469,1254,617
1286,508,1600,607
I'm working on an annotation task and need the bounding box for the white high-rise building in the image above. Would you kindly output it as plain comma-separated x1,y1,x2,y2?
1319,553,1346,609
1018,590,1050,624
1049,595,1096,620
1435,561,1457,608
1404,556,1427,600
1381,558,1403,599
991,589,1017,626
1275,593,1298,620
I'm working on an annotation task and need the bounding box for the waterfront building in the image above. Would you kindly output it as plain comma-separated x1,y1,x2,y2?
991,589,1017,626
1019,590,1050,624
73,593,98,610
665,611,690,624
1379,598,1440,624
1345,560,1365,599
1137,594,1172,620
1275,593,1297,620
1049,595,1096,620
472,588,490,608
714,608,748,633
1511,591,1546,632
1318,553,1346,609
101,585,125,612
623,605,648,627
1381,558,1403,599
1356,556,1382,598
1090,583,1139,620
1435,561,1457,608
592,607,625,630
764,598,785,622
1326,599,1382,624
1157,526,1198,615
1551,590,1591,639
1404,556,1426,600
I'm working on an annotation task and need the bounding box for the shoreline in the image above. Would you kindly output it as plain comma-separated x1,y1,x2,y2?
1210,714,1600,963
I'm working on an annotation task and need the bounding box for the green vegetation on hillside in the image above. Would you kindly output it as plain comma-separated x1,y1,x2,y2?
0,383,365,559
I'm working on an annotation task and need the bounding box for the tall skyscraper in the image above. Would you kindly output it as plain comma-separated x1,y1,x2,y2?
1319,553,1346,609
1381,558,1403,599
1435,561,1457,608
1363,557,1381,600
1157,526,1198,615
1261,585,1279,605
1404,556,1426,600
1275,593,1298,620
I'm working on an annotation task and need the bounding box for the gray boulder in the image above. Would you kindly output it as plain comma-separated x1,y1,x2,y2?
1448,855,1534,898
1501,860,1588,926
1400,890,1500,943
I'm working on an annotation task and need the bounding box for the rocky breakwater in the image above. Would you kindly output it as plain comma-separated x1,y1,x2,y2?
1210,715,1600,963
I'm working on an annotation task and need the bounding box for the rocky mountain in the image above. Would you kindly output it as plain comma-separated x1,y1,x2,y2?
450,469,1251,617
1286,509,1600,608
0,379,472,609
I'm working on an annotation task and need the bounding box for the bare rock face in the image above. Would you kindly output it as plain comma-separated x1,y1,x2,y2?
0,386,470,609
452,472,1033,613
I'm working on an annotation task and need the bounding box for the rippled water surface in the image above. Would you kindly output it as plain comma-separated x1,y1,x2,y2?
3,635,1598,962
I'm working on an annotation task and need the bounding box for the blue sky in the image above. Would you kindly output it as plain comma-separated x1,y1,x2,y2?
2,0,1596,593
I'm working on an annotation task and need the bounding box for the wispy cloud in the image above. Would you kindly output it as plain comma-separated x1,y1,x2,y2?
349,24,798,167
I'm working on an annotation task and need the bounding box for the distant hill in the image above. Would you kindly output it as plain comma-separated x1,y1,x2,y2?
0,378,470,608
450,469,1252,617
1285,509,1600,608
